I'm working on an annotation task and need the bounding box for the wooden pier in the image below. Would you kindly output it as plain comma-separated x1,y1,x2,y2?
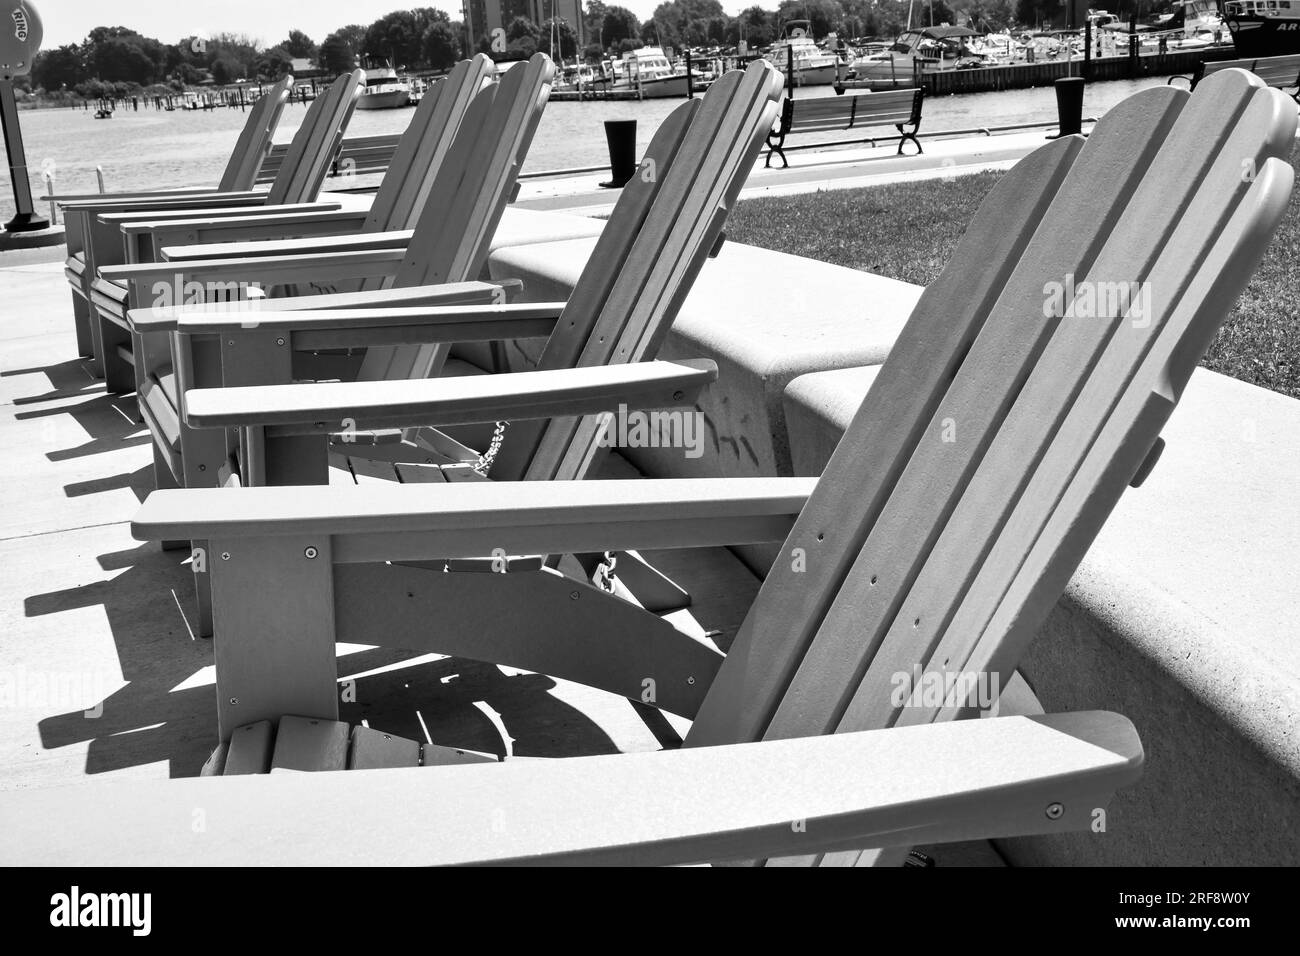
842,47,1243,97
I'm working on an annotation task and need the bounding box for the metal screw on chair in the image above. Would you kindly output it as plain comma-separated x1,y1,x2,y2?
672,390,684,401
229,698,238,705
304,546,318,559
569,591,579,600
1045,802,1064,820
221,552,230,561
276,337,285,346
198,464,206,471
687,676,695,685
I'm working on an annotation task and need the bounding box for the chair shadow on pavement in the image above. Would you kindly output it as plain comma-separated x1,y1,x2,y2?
29,542,627,778
16,393,150,462
3,358,101,405
15,352,642,781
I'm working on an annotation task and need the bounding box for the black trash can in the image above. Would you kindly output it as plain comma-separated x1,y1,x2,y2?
600,119,637,189
1053,77,1085,138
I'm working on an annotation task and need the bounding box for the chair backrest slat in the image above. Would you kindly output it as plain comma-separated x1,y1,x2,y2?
351,55,553,384
834,72,1288,736
484,100,703,481
364,55,494,233
218,77,292,192
489,63,784,483
544,68,785,482
266,71,363,206
947,155,1294,721
895,79,1297,729
761,86,1188,742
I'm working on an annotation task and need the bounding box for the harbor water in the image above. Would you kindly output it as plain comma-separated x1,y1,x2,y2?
2,74,1170,222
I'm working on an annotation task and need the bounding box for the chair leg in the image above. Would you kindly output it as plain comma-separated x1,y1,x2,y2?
152,444,189,552
71,292,95,359
209,534,339,740
99,321,134,395
192,547,214,640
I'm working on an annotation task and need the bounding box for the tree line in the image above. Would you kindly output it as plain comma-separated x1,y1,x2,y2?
23,0,1174,97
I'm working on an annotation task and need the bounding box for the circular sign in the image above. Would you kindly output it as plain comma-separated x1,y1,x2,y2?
1,1,42,79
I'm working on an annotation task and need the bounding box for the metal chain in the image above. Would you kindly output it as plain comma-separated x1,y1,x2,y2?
594,550,619,593
473,421,509,477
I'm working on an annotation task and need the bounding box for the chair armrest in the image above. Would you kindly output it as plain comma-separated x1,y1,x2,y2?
132,475,813,550
182,359,719,431
98,248,406,291
58,193,267,215
46,187,217,203
121,208,371,247
0,712,1142,866
161,226,412,262
126,281,513,334
100,200,342,228
173,302,563,346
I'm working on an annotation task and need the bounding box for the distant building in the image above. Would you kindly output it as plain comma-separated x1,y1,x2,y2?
464,0,586,47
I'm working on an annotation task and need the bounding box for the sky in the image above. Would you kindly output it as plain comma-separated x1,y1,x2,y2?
39,1,750,49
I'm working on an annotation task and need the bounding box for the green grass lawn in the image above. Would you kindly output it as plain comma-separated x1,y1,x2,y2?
726,146,1300,399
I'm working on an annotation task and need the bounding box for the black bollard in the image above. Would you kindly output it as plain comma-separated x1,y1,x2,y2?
599,119,637,189
1053,76,1085,137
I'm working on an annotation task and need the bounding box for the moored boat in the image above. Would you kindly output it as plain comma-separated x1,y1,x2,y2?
1221,0,1300,57
357,62,410,110
767,20,842,86
604,47,691,98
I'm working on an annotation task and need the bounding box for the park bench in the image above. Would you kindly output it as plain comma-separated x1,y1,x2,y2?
765,87,923,168
1169,52,1300,101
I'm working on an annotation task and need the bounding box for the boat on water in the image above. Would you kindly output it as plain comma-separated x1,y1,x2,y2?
1221,0,1300,57
845,25,983,90
604,47,691,98
767,20,842,86
357,62,410,110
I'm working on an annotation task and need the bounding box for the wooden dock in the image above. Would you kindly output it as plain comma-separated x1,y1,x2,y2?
843,47,1243,97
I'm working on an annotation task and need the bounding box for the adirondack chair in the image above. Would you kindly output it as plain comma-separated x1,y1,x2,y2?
105,57,496,274
20,68,1279,867
57,76,293,358
90,58,536,400
127,61,775,639
74,71,364,379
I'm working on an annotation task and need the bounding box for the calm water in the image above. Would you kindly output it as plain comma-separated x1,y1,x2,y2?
1,77,1168,221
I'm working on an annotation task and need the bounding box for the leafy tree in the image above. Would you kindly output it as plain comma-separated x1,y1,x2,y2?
585,0,609,45
775,0,844,38
32,45,86,90
210,55,245,85
736,6,775,45
602,7,642,47
422,20,462,70
319,27,364,74
88,34,164,85
171,61,205,85
540,19,579,60
364,9,451,67
284,30,318,61
257,45,294,80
